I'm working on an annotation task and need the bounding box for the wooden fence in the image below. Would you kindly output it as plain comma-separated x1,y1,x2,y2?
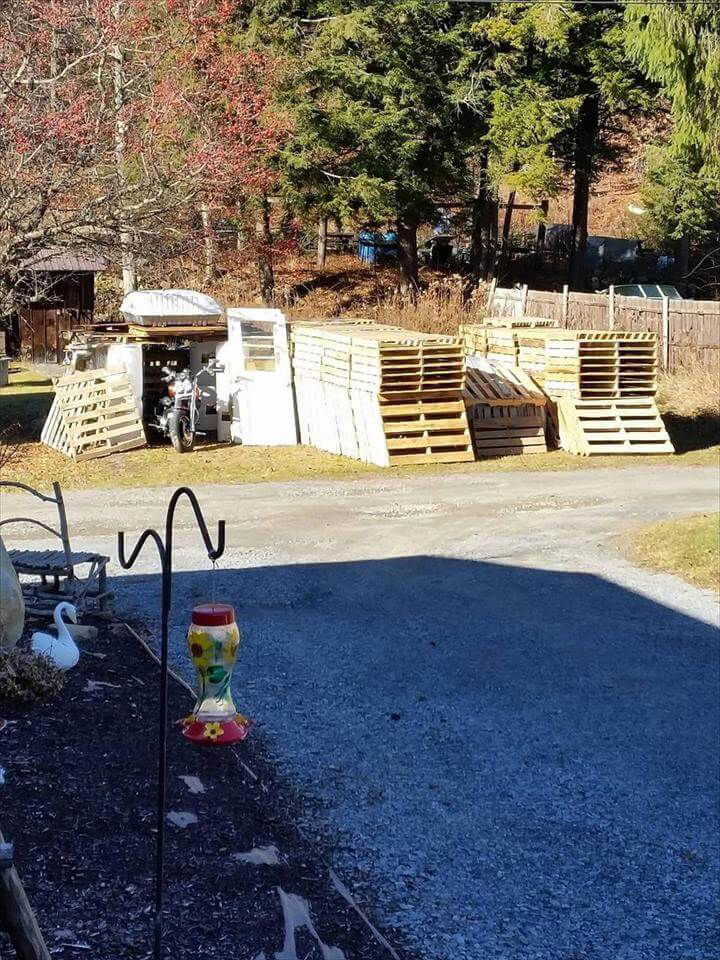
488,285,720,371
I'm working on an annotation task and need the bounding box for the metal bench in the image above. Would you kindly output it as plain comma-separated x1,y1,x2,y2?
0,481,111,616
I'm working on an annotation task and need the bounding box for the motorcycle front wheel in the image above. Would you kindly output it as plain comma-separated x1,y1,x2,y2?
168,411,195,453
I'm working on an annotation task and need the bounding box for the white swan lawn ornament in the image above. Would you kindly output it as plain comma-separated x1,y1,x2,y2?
30,601,79,670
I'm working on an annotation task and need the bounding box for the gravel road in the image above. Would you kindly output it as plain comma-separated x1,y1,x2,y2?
3,465,718,959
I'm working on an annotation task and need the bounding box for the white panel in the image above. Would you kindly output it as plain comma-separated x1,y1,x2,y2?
106,343,144,415
223,308,297,445
215,339,232,442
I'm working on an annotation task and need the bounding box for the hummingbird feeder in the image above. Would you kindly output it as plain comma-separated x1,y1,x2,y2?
182,603,251,744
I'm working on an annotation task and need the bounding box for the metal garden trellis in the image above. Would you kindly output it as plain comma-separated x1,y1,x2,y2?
117,487,225,960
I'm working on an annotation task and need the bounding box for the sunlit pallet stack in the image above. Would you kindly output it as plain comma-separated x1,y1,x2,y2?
464,325,672,456
459,323,488,358
525,330,659,400
463,358,547,457
292,323,474,466
460,318,556,367
484,316,557,328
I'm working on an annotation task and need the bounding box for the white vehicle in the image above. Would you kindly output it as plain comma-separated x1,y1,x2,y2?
611,283,683,300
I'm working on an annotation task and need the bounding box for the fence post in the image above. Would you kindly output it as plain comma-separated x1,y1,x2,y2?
660,292,670,370
520,283,528,317
487,277,497,314
562,284,569,327
608,285,615,330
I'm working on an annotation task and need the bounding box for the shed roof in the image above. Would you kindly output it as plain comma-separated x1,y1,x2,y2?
21,247,110,273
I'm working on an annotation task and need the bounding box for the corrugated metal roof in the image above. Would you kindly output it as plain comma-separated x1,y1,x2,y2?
21,247,110,273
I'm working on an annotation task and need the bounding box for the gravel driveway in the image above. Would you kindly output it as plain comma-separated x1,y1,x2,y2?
4,465,719,959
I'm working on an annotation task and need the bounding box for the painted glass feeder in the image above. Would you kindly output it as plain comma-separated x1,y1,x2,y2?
182,603,251,745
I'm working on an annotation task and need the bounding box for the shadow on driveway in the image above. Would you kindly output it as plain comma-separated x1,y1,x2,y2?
116,556,719,960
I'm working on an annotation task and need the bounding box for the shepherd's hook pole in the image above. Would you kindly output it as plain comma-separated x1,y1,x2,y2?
117,487,225,960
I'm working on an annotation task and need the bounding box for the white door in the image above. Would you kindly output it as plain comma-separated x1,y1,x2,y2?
224,308,297,445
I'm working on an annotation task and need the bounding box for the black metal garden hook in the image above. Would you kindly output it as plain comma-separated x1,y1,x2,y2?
117,487,225,960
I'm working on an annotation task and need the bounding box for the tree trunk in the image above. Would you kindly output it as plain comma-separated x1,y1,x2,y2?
199,202,216,284
534,198,549,267
235,201,244,253
257,196,274,305
675,236,690,294
500,189,516,265
316,217,328,269
568,95,599,291
396,212,419,295
465,147,497,296
111,4,136,295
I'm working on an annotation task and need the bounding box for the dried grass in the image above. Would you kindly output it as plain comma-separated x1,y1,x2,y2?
657,358,720,419
0,647,66,703
656,357,720,454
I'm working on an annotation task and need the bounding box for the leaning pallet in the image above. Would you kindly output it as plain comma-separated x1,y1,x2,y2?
463,360,547,458
292,323,474,466
41,368,146,461
556,397,674,456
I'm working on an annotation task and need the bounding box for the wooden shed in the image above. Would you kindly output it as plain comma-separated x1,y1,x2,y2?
16,248,109,363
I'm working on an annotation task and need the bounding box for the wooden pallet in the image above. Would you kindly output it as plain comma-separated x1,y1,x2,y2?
127,323,227,341
292,323,464,395
463,360,547,457
292,324,473,466
380,398,474,465
515,329,658,399
464,359,546,406
41,368,146,461
467,403,547,458
556,397,674,456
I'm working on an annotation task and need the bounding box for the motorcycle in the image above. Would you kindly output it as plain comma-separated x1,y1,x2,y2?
152,359,222,453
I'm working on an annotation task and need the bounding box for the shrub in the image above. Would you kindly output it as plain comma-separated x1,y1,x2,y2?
0,648,66,703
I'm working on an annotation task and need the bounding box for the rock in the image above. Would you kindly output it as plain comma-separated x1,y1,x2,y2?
0,535,24,650
66,624,99,641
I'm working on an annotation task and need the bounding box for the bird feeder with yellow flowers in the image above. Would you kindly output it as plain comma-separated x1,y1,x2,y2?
182,604,251,745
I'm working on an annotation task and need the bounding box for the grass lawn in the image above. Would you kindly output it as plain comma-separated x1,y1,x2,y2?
1,362,718,491
630,513,720,591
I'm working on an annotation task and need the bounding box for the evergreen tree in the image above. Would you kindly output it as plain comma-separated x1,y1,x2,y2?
445,2,644,288
247,0,475,291
625,2,720,266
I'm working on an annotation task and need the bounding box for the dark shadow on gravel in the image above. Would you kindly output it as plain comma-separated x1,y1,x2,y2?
110,556,719,960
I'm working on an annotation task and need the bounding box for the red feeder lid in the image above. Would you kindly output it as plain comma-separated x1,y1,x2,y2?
192,603,235,626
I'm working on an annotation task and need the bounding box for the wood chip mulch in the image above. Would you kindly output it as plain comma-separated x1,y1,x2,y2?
1,620,415,960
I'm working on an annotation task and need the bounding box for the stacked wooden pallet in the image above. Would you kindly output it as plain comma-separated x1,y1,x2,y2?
460,318,556,367
463,359,547,457
465,325,672,456
41,368,146,461
486,327,518,367
292,324,474,466
484,317,556,328
556,397,674,456
513,329,659,400
459,323,488,358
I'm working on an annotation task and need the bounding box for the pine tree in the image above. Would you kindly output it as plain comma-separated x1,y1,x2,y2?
625,2,720,258
248,0,475,291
